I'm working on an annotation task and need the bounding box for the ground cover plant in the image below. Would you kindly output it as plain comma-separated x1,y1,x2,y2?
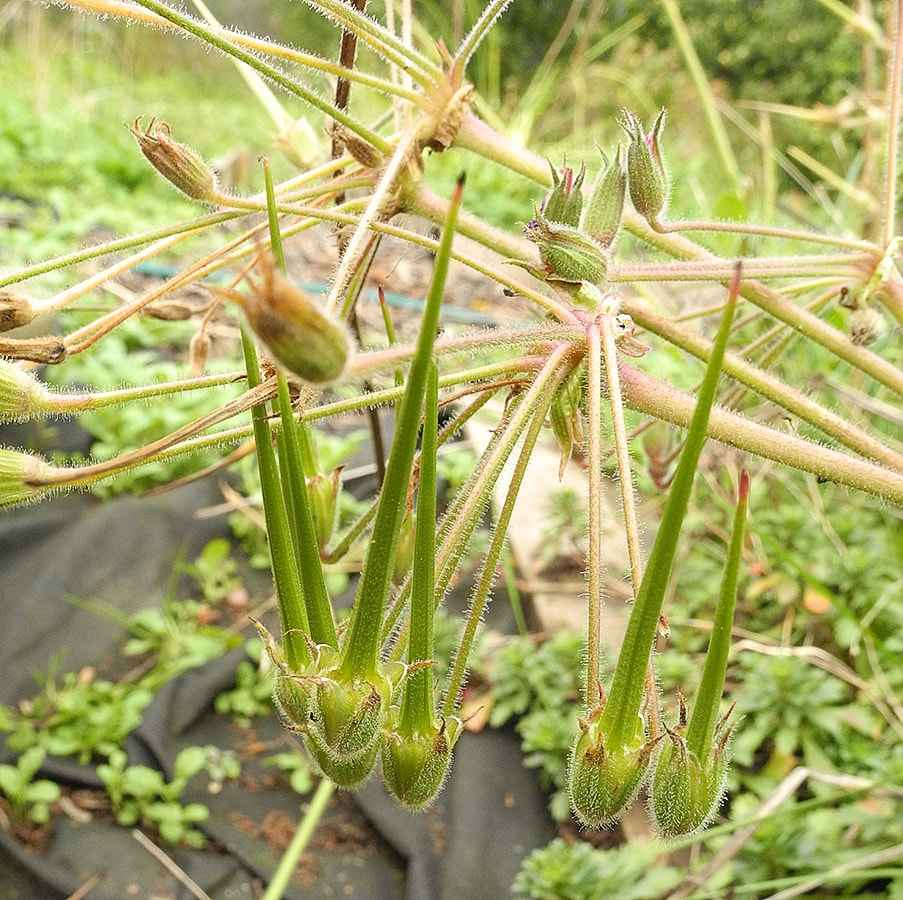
2,0,903,896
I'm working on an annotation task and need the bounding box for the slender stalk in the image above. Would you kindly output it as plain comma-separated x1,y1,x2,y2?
241,333,310,670
132,0,390,151
619,362,903,504
261,778,334,900
454,0,514,69
883,0,903,247
442,355,571,716
601,268,739,748
584,321,604,707
303,0,441,85
400,362,439,733
45,372,246,415
596,314,661,735
685,470,749,759
340,175,465,680
623,300,903,470
29,382,275,487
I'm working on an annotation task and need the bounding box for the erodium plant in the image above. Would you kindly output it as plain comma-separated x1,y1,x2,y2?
3,0,903,839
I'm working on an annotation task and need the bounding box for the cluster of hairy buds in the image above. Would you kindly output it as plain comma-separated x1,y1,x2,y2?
258,625,459,804
520,109,668,287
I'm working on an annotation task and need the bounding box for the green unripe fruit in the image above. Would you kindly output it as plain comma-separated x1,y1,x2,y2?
0,361,50,423
0,448,55,509
568,715,654,829
380,712,462,810
524,207,608,285
307,671,390,760
648,733,730,838
305,727,380,789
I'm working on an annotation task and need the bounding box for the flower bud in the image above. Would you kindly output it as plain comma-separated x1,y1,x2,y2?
549,366,585,478
392,510,417,585
307,467,342,550
381,711,462,810
0,290,37,332
582,146,626,248
648,730,731,838
542,160,585,228
523,207,608,285
238,264,349,384
128,117,220,203
0,448,55,509
0,362,51,423
568,714,655,828
620,108,669,224
254,620,313,728
848,306,887,346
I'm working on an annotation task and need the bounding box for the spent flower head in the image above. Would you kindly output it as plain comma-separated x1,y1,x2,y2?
0,291,37,332
128,116,220,203
234,253,350,384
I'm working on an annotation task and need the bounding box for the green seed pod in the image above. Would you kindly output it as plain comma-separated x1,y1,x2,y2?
524,207,608,285
128,117,220,203
568,715,655,829
380,712,462,810
0,361,50,423
0,448,55,509
620,108,669,225
238,256,349,384
305,726,380,789
648,731,731,838
582,145,626,248
542,160,586,228
307,670,391,761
